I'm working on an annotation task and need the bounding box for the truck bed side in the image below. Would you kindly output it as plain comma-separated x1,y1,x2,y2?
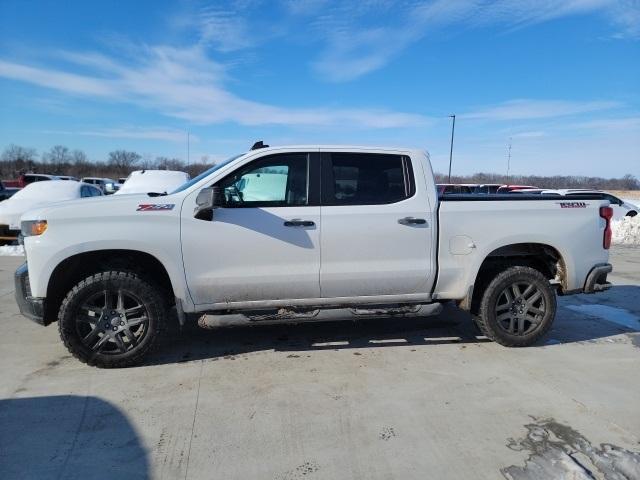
435,195,610,301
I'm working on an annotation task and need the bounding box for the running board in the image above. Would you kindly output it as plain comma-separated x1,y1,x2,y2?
197,303,443,328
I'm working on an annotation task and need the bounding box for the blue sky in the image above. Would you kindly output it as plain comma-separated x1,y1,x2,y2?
0,0,638,177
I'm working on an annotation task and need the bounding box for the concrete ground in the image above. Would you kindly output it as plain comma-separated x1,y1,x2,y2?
0,248,639,480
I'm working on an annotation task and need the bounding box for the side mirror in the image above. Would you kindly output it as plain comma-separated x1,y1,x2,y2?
194,186,223,220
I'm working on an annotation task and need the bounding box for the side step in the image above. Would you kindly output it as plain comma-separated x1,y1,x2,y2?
197,303,443,329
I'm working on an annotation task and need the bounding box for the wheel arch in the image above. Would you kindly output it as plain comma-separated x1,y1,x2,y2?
43,249,175,325
459,242,566,315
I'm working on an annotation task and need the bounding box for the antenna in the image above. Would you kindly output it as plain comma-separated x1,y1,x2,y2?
187,131,190,167
506,137,512,182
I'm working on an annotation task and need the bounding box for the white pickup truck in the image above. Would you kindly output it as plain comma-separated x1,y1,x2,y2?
15,144,614,367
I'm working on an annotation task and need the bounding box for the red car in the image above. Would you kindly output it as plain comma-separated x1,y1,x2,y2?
496,185,538,193
437,184,473,195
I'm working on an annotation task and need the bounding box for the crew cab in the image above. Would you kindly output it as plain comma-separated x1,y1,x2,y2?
15,145,613,367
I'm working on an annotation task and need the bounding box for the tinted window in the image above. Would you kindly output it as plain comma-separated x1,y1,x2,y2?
602,194,622,205
217,153,309,207
325,153,412,205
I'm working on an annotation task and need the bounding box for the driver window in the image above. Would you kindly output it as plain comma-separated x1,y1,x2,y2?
217,153,309,207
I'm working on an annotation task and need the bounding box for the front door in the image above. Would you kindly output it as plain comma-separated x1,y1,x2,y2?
319,152,434,298
182,152,321,307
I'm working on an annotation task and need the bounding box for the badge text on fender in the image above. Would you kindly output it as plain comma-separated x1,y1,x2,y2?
136,204,175,211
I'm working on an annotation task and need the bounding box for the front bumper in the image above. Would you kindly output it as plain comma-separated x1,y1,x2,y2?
15,263,46,325
583,263,612,293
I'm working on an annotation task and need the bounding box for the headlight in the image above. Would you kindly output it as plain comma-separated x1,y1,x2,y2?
21,220,48,237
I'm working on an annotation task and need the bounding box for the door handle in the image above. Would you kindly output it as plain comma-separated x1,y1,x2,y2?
398,217,427,225
284,219,315,227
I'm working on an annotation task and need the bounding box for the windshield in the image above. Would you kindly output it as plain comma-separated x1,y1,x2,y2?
170,154,244,194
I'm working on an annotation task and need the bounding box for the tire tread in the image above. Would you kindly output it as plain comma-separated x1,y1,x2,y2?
57,270,166,368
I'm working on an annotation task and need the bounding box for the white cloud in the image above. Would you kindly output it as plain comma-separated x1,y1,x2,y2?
0,46,430,128
311,0,638,81
460,99,620,120
45,127,198,143
565,117,640,130
195,7,255,52
511,130,546,138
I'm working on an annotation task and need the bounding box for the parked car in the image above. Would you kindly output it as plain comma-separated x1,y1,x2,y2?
115,170,190,195
0,180,20,201
496,185,538,193
18,173,57,188
0,180,102,241
470,184,502,194
507,188,546,194
541,189,638,218
56,175,79,181
15,144,614,367
81,177,118,194
437,184,473,195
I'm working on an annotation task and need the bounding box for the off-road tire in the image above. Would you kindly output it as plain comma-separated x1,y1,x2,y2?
474,266,556,347
58,271,166,368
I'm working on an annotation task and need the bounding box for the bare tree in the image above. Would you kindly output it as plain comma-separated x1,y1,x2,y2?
0,144,37,176
108,150,141,174
155,156,184,171
2,143,638,191
42,145,72,175
70,150,92,177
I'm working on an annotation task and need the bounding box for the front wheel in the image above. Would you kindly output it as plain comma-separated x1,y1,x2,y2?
58,271,166,368
475,266,557,347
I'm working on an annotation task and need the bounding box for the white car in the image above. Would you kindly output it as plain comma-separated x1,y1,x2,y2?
16,144,613,367
0,180,102,236
115,170,190,195
81,177,119,194
541,189,638,219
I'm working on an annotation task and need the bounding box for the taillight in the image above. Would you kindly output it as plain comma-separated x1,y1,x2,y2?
600,206,613,249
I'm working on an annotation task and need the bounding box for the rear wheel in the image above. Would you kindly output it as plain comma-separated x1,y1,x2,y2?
475,266,556,347
58,271,166,368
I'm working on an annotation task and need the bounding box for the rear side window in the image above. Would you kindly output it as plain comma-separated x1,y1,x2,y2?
323,153,414,206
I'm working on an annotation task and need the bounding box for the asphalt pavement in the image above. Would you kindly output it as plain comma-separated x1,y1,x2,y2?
0,247,638,480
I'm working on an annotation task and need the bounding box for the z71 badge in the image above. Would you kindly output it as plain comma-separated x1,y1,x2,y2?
136,204,175,211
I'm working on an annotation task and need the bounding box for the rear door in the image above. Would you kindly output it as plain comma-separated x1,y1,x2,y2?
319,151,435,298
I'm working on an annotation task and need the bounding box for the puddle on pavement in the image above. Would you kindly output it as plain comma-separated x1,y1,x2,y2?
502,418,640,480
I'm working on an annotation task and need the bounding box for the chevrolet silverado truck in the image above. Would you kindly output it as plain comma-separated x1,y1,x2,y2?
15,144,613,367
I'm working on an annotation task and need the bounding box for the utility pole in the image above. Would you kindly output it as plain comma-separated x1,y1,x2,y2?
187,131,190,167
506,137,512,182
448,114,456,183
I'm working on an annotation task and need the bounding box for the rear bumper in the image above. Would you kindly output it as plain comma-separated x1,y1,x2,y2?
583,263,612,293
14,263,47,325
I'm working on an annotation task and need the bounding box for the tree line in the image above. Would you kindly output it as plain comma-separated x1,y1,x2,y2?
0,144,212,180
1,143,638,190
434,171,639,190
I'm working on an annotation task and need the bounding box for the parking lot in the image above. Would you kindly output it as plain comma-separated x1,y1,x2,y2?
1,247,639,480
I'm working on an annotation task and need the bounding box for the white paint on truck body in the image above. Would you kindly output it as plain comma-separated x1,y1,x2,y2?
21,145,610,314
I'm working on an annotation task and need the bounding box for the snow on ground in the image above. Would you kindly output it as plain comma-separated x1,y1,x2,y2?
0,245,24,256
612,215,640,245
565,304,639,330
